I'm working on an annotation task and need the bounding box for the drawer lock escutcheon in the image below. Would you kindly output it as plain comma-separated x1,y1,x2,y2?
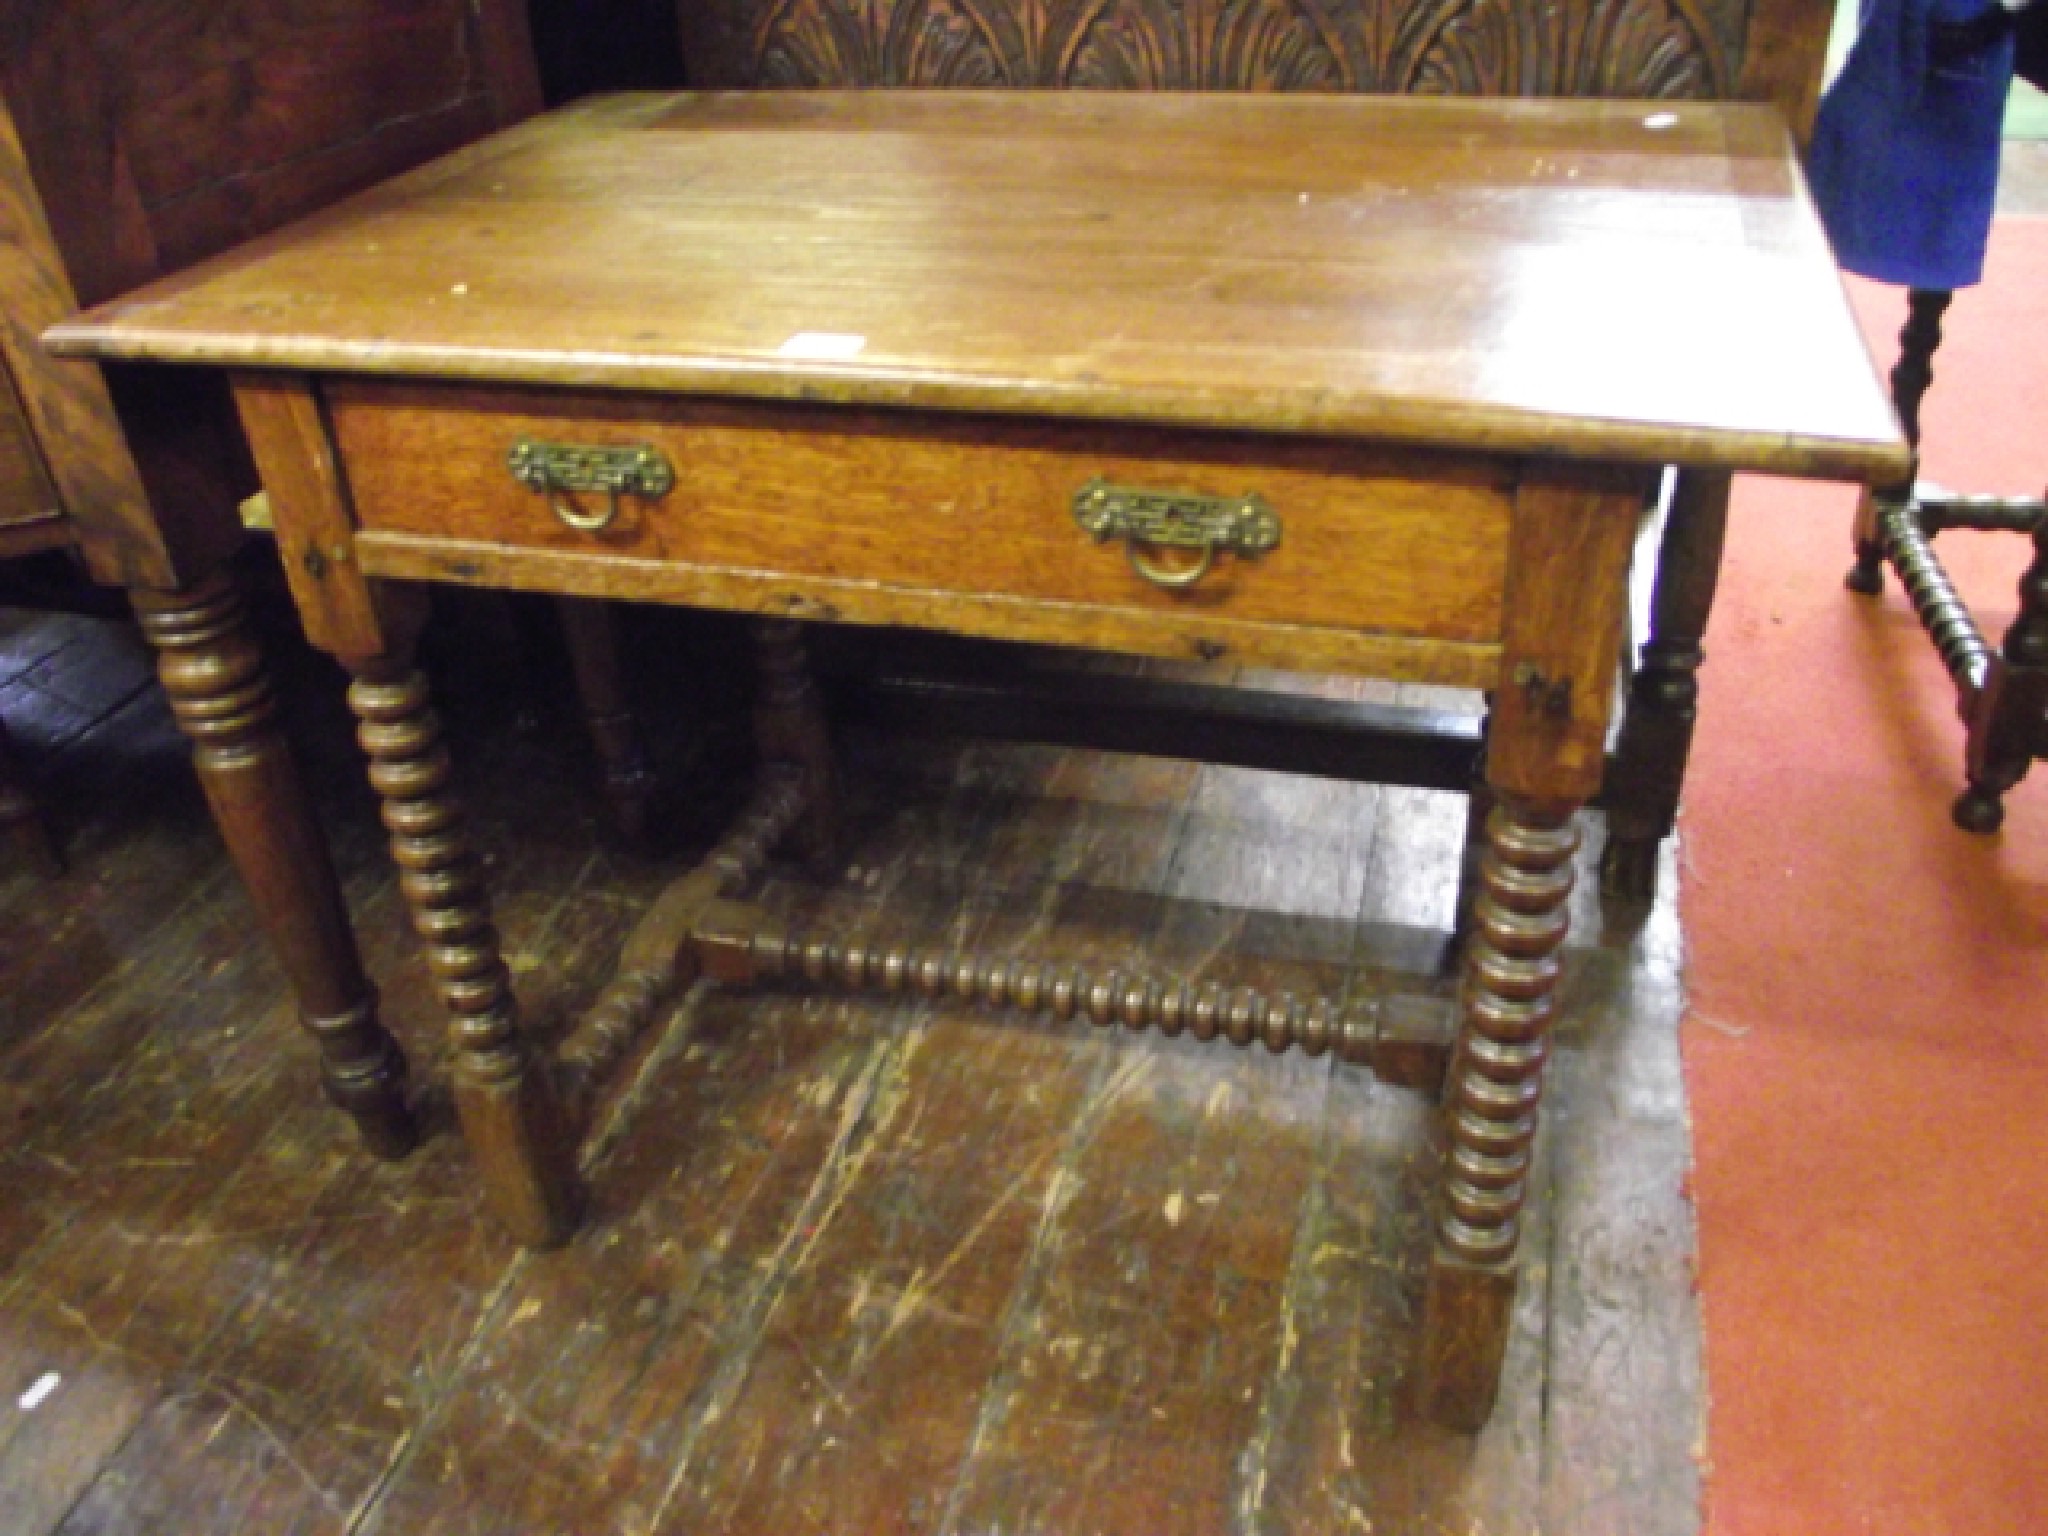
508,438,675,533
1072,478,1281,590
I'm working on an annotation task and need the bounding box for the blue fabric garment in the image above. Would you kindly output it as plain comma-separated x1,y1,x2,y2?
1806,0,2016,290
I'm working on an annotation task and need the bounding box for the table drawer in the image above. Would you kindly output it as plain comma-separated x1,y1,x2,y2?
329,382,1513,681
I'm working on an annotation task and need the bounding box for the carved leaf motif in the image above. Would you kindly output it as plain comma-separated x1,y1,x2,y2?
1394,0,1725,98
1052,0,1193,88
699,0,1735,96
1209,0,1356,88
753,0,1019,85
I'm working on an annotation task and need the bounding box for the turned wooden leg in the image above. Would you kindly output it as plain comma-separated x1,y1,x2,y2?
752,618,840,864
556,597,655,841
1955,515,2048,833
0,712,62,874
1417,795,1578,1429
346,649,578,1245
1602,469,1731,905
132,574,414,1157
1446,711,1491,973
1849,289,1950,595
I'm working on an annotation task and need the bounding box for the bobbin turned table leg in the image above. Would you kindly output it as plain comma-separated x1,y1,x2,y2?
1417,795,1578,1429
1417,461,1640,1430
230,373,579,1241
133,573,415,1158
345,636,579,1246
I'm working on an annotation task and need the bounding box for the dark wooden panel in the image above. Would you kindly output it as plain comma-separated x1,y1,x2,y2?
0,0,541,297
675,0,1747,98
0,92,159,584
0,0,541,582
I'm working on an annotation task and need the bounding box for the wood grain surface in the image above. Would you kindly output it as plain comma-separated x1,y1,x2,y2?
0,358,57,536
0,609,1704,1534
0,0,542,584
50,92,1905,482
326,379,1513,683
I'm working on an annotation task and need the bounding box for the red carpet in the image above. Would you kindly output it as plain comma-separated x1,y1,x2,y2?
1685,219,2048,1535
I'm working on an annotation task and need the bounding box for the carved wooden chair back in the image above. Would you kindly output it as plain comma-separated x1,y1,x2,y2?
674,0,1832,137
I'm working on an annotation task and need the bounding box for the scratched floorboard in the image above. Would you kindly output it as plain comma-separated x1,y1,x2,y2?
1,610,1702,1536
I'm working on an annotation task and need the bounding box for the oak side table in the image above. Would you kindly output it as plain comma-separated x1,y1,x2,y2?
50,91,1905,1429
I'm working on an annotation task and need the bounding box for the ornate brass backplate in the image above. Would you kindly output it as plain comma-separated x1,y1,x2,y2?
507,438,675,532
1072,477,1281,589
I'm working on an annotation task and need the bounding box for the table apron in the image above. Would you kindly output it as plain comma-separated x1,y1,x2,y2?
324,379,1516,687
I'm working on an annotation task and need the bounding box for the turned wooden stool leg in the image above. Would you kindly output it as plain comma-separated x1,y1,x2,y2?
751,617,840,864
1602,468,1731,904
1955,515,2048,832
347,648,578,1244
0,712,62,874
1849,288,1950,594
1418,794,1578,1430
556,597,655,841
133,574,415,1157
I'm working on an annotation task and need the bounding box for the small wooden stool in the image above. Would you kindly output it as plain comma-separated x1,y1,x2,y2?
1847,290,2048,831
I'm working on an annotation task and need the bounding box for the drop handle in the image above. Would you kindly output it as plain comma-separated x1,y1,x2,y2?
508,438,675,532
1071,478,1280,590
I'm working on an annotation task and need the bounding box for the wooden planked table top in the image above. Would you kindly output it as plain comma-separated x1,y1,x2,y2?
48,91,1906,483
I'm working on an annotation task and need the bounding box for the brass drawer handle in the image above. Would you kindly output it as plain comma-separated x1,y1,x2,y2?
1072,478,1280,590
507,437,675,532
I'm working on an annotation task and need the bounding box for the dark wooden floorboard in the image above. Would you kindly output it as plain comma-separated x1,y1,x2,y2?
0,609,1703,1536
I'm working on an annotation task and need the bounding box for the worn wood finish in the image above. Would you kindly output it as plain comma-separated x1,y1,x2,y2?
0,92,153,587
668,0,1836,920
1,605,1708,1532
1414,459,1639,1425
131,572,416,1158
1420,795,1579,1427
329,380,1512,682
45,89,1899,1431
0,603,660,1536
1489,462,1644,801
360,530,1504,688
0,1,550,1163
0,0,542,586
228,373,386,657
699,899,1456,1090
554,767,809,1120
343,612,581,1246
51,94,1904,485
